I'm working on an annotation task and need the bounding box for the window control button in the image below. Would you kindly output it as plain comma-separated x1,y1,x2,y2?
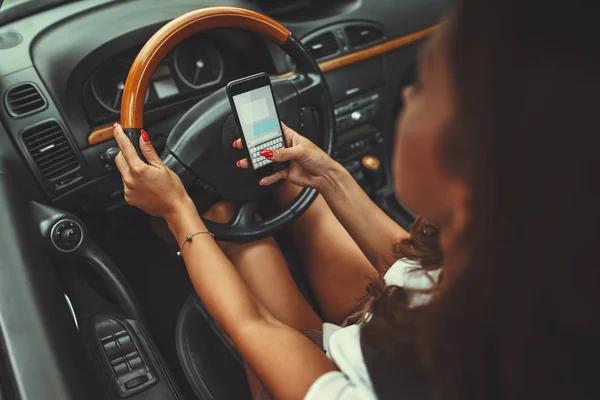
115,330,132,346
125,375,149,390
111,358,129,376
126,352,144,370
101,337,117,352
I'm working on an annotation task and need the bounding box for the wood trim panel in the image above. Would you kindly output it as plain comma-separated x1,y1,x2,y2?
320,24,439,73
120,7,291,128
90,23,438,146
272,71,295,79
88,125,116,146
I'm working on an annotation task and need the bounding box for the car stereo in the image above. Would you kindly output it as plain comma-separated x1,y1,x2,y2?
334,90,382,133
332,89,386,194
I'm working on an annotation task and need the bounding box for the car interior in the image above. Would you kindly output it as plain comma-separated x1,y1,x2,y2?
0,0,448,399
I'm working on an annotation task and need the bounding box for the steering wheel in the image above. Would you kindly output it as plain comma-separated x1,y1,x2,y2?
119,7,335,242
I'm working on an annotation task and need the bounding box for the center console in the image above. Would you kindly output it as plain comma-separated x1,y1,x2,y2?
324,57,413,227
333,90,385,191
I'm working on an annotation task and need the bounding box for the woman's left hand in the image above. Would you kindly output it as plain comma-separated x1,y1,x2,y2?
112,123,193,219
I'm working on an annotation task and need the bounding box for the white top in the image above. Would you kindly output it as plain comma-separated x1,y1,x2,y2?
304,259,440,400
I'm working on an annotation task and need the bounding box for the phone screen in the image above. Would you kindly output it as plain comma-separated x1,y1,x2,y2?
232,85,285,170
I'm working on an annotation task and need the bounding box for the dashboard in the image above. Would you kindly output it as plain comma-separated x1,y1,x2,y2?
0,0,448,219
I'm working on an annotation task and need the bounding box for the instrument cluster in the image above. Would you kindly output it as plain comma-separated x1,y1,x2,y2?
83,33,225,126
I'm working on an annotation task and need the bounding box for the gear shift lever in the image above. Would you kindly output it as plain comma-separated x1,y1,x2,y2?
361,155,384,190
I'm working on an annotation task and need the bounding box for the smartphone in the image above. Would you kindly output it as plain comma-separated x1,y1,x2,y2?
227,73,288,180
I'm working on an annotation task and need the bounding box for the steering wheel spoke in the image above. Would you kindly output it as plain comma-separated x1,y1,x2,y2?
230,201,259,229
203,200,261,242
286,72,326,107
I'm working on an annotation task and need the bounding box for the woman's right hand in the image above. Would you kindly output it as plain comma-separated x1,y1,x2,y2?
233,123,337,190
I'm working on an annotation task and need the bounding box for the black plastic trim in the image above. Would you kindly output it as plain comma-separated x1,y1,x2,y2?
92,315,158,398
0,176,106,400
31,200,185,400
3,82,48,119
300,20,387,62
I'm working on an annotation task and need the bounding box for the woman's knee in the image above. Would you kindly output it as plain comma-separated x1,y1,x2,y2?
203,201,236,224
203,201,273,259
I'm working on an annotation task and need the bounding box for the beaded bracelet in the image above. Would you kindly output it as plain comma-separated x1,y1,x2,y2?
177,231,215,256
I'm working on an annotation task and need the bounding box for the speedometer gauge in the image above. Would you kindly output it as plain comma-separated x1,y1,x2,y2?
91,61,148,113
174,36,224,89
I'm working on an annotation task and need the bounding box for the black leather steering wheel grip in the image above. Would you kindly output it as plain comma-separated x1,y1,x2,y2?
123,128,146,163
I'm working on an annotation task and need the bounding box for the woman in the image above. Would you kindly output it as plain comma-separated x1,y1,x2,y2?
112,0,600,398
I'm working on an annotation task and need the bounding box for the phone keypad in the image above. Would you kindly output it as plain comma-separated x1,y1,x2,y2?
249,137,284,169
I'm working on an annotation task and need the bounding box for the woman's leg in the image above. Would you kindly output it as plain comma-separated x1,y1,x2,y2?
275,182,380,324
203,202,324,398
203,202,323,332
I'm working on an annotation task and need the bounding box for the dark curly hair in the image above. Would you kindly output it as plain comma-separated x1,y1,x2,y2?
360,215,443,379
362,0,600,398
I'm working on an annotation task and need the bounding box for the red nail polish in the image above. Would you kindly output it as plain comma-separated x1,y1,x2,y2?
236,160,241,167
260,150,274,159
141,129,150,143
113,122,119,129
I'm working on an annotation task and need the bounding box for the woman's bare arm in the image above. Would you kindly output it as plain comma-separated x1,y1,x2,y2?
167,203,335,399
318,162,409,272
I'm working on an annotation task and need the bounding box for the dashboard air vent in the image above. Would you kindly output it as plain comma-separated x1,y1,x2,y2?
22,120,80,181
345,25,385,49
4,83,47,118
306,32,340,60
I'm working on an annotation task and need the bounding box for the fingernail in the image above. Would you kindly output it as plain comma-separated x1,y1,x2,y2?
260,150,274,159
236,160,241,167
113,122,119,129
233,140,237,148
141,129,150,143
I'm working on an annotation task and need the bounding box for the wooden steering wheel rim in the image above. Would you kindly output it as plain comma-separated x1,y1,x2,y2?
120,7,291,128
